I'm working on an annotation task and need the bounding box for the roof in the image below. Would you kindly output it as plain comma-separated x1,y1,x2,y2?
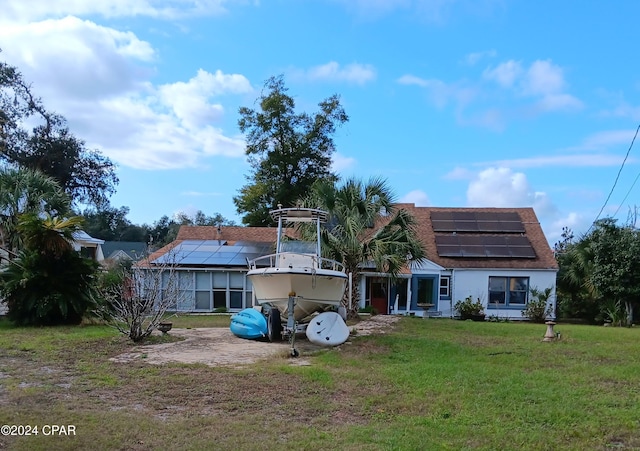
72,230,105,245
147,206,558,271
144,226,280,267
176,226,279,243
396,204,558,270
102,241,147,261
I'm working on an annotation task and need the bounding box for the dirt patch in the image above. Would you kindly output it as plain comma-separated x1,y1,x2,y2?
110,315,401,367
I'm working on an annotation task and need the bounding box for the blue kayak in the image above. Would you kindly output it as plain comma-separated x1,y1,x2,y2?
230,308,268,340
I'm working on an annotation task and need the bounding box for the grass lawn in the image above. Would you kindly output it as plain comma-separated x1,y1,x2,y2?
1,316,639,450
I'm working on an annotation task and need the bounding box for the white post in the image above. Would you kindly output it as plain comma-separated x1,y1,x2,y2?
348,272,353,312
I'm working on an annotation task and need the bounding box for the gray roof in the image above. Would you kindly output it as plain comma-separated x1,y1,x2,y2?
102,241,147,261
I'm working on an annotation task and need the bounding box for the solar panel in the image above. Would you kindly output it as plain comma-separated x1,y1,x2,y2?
151,239,276,267
434,235,536,258
431,211,526,233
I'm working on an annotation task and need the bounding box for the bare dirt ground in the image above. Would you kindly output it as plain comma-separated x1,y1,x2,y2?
110,314,401,367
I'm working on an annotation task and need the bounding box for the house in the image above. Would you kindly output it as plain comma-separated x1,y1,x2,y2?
143,226,279,312
72,231,105,262
101,241,147,264
361,205,558,320
144,206,558,319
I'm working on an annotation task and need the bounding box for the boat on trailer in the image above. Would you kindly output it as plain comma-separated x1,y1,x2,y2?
245,207,349,353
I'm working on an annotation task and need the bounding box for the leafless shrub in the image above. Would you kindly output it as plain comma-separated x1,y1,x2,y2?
97,247,190,342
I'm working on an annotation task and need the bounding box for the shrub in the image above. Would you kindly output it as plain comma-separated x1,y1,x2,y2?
0,249,99,326
522,286,554,323
454,296,484,317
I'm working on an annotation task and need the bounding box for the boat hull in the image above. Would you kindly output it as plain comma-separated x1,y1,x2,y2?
247,268,347,321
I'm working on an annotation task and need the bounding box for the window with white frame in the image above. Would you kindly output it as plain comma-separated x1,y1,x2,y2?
488,276,529,306
439,276,450,299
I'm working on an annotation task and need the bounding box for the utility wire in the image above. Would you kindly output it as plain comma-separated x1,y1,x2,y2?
589,122,640,231
612,167,640,219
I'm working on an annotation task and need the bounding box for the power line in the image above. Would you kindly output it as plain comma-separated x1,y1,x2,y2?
612,166,640,219
589,122,640,231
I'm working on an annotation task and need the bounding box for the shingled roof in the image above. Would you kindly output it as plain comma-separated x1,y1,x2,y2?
395,204,558,270
146,205,558,271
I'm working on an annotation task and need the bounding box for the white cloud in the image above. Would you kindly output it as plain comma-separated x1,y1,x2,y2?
443,166,474,180
1,17,252,170
295,62,376,85
2,0,233,23
464,49,497,66
158,69,252,128
467,167,556,217
482,60,522,88
332,153,357,172
601,101,640,121
397,74,476,109
522,60,566,96
483,59,583,113
400,190,430,206
546,211,589,245
487,153,629,169
577,129,638,150
0,17,154,100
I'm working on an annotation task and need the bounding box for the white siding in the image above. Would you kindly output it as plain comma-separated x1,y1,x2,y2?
448,268,557,320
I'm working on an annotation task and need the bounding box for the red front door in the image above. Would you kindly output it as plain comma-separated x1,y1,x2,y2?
368,277,388,315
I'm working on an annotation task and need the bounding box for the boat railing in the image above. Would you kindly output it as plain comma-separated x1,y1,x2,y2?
248,252,345,273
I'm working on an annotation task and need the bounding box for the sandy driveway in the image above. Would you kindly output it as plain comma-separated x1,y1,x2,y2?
110,315,400,367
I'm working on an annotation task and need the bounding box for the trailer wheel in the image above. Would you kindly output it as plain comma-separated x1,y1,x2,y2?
267,311,282,342
290,348,299,358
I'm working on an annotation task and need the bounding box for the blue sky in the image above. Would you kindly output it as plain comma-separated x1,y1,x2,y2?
1,0,639,244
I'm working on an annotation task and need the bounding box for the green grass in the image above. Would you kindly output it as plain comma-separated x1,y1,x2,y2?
1,316,639,450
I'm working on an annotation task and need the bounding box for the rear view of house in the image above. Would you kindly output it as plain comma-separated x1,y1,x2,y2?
144,205,558,320
361,205,558,320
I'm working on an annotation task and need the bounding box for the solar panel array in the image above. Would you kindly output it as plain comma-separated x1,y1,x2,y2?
431,211,536,259
431,211,525,233
152,240,274,266
435,235,536,258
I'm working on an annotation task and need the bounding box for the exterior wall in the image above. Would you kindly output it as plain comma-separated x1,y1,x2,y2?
359,267,557,320
448,268,557,320
162,268,254,313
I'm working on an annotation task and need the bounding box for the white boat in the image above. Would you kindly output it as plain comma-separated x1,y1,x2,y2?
247,207,348,343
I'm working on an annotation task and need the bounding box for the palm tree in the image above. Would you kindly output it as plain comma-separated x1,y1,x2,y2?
17,213,84,257
0,167,70,255
303,177,426,318
0,213,97,326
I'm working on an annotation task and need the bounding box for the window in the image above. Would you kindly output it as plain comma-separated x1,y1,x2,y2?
162,270,251,312
195,272,211,310
229,272,244,309
488,276,529,306
439,276,450,299
213,272,227,309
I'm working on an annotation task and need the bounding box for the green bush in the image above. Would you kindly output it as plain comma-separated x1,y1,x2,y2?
522,286,554,323
0,249,99,326
454,296,484,316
